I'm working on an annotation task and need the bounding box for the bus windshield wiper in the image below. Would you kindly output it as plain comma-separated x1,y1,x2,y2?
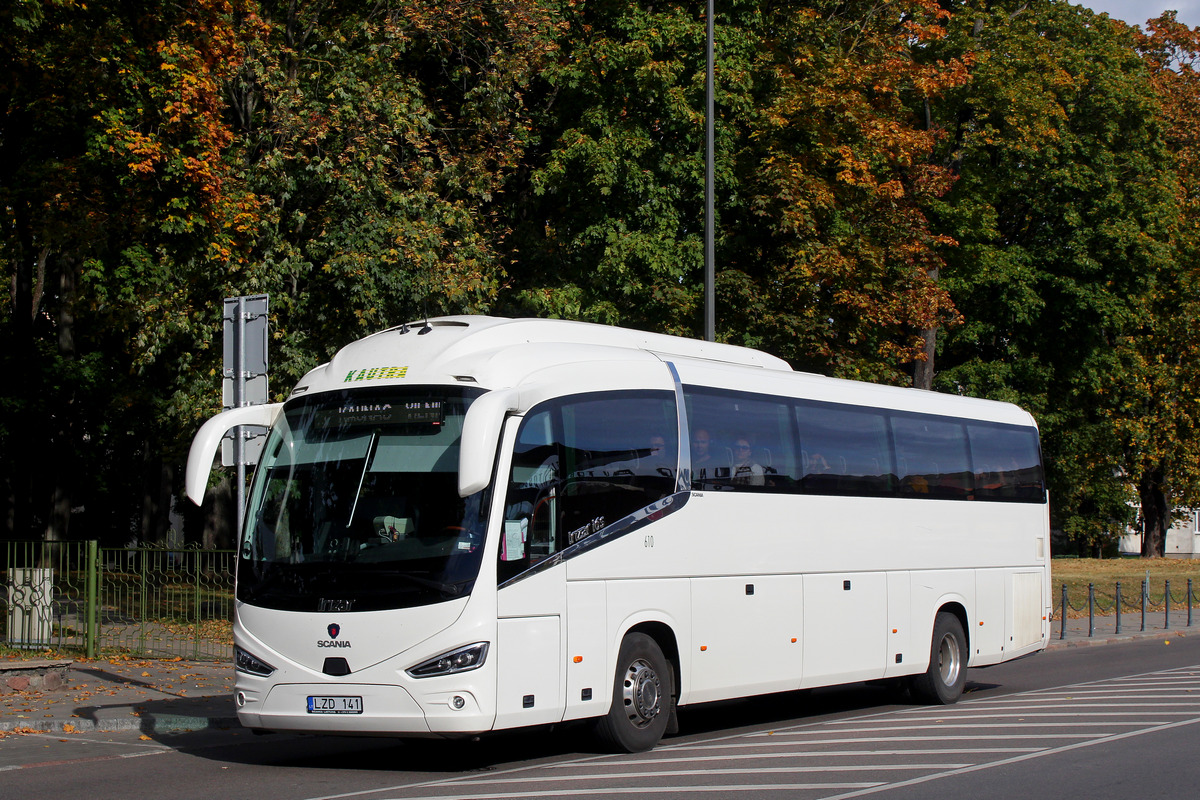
346,431,379,529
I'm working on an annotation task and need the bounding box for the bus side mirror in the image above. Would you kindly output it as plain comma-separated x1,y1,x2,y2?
185,403,284,505
459,389,520,497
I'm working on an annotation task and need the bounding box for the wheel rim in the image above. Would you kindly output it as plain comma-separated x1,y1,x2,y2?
622,658,662,729
937,631,962,687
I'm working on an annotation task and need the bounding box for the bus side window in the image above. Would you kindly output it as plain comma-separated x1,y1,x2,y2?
968,423,1045,502
500,410,558,581
795,402,892,495
892,415,970,499
558,393,677,532
683,387,797,492
499,392,677,585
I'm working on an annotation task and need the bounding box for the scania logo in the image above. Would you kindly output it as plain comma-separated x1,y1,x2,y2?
318,622,351,648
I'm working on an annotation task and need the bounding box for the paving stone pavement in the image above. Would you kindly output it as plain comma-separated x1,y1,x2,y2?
0,654,236,734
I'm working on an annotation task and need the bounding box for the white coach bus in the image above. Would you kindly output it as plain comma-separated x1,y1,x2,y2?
186,315,1049,752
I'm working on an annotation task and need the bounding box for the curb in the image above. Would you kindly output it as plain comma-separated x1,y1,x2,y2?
1045,628,1190,650
0,711,241,734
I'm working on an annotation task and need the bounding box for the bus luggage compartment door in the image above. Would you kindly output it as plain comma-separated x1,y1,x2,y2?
689,575,804,704
802,572,887,687
494,616,564,729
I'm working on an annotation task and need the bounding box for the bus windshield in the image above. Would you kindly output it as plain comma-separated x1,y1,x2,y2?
238,386,487,612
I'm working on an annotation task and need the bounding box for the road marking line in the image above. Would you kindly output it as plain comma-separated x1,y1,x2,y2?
447,764,971,785
956,692,1200,701
828,710,1200,720
316,783,886,800
19,732,172,750
550,748,1040,767
779,721,1148,731
0,748,168,771
814,716,1200,800
298,664,1200,800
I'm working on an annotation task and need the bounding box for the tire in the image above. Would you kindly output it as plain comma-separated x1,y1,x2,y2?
594,632,674,752
909,611,967,705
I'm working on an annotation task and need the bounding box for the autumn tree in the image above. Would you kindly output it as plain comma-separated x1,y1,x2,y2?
1,0,263,543
503,0,966,382
3,0,567,543
927,0,1179,551
734,0,967,380
6,0,1196,557
1126,12,1200,556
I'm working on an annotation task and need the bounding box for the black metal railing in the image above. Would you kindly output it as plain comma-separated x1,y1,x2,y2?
1055,578,1197,640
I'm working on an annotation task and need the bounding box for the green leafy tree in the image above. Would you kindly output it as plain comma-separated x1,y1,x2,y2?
8,0,1194,559
926,0,1178,551
504,0,967,382
3,0,566,543
733,0,967,380
2,0,259,543
1125,12,1200,556
217,0,564,392
501,0,716,332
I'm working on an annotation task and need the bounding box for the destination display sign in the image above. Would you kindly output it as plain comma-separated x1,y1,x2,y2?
314,399,445,429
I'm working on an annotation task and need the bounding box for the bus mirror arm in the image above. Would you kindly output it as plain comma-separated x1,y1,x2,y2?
185,403,284,505
459,389,520,497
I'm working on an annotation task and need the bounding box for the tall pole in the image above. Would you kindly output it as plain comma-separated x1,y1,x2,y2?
704,0,715,342
234,296,247,538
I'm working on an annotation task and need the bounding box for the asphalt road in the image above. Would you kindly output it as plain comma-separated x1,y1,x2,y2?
4,635,1200,800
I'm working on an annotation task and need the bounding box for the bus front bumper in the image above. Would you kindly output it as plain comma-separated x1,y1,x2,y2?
236,681,492,737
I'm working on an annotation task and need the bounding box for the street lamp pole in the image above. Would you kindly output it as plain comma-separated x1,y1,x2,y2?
704,0,715,342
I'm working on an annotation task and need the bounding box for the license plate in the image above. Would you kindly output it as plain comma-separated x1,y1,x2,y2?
307,695,363,714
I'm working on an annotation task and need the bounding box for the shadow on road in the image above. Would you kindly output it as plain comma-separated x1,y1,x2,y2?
145,679,999,773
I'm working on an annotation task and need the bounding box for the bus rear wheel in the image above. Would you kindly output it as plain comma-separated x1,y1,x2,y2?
595,633,673,752
909,611,967,705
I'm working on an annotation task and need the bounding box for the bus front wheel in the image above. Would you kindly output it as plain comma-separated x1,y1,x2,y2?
595,633,673,752
910,611,967,705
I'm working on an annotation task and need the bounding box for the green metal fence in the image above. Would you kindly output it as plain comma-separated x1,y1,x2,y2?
1,540,234,661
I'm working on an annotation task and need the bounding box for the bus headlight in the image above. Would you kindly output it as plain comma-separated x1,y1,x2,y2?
235,645,276,677
406,642,489,678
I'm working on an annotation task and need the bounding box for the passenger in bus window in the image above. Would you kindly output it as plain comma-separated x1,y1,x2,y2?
731,436,765,486
646,433,675,478
649,434,667,457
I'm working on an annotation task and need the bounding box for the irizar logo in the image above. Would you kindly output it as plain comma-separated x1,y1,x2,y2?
318,622,351,648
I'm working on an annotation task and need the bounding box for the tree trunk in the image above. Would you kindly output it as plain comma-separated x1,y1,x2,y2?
912,264,939,391
1139,466,1169,558
45,255,78,543
913,326,936,391
188,475,236,550
139,448,174,546
8,237,48,538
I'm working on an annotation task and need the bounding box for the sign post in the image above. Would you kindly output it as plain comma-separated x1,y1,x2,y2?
223,295,269,535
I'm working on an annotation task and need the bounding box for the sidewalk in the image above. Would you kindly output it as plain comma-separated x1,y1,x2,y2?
1047,607,1196,650
0,655,236,734
1,612,1193,735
